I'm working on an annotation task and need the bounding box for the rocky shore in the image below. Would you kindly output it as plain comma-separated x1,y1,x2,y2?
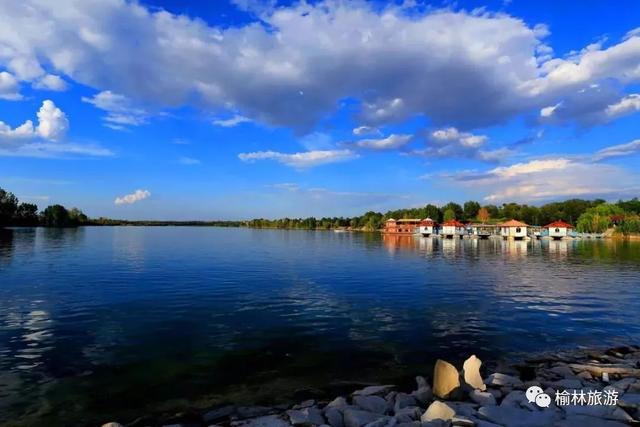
102,345,640,427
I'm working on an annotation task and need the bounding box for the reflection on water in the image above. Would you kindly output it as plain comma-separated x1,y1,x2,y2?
1,228,640,426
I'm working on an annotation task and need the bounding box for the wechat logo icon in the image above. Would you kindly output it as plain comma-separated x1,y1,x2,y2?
526,386,551,408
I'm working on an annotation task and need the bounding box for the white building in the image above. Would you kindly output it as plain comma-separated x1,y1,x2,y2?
441,219,466,239
499,219,529,240
418,218,436,236
544,220,574,240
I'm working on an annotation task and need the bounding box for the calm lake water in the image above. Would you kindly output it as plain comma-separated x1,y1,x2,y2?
1,227,640,426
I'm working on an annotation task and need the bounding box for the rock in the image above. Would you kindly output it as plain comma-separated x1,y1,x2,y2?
469,390,496,406
362,417,393,427
396,422,420,427
486,389,501,400
577,371,593,380
411,387,433,405
547,379,583,390
294,400,317,410
548,365,577,379
416,376,428,389
484,373,523,388
442,402,478,418
231,415,292,427
554,415,628,427
101,423,124,427
287,407,326,426
619,392,640,409
394,393,418,411
567,363,640,377
394,407,421,423
420,401,455,422
611,378,637,393
343,409,387,427
420,421,449,427
354,396,389,415
204,405,236,423
326,397,349,411
325,408,344,427
433,360,461,399
463,355,486,391
451,416,474,427
354,386,396,397
237,407,273,419
477,405,556,427
469,419,501,427
499,391,536,411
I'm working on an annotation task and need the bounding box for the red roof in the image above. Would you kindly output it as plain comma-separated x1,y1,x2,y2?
499,219,529,227
544,220,574,229
442,219,465,227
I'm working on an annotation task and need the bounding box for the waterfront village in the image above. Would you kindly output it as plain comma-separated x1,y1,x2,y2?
382,218,592,240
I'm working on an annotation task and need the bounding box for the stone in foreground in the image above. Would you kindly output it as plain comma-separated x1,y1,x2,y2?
354,395,389,415
484,373,523,388
231,415,292,427
463,355,486,391
477,405,556,427
287,407,325,426
469,389,496,406
420,401,455,422
343,408,387,427
433,359,461,399
353,385,396,397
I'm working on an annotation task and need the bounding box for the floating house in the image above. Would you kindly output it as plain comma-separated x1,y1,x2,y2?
441,219,466,239
544,220,574,240
469,223,499,239
499,219,529,240
418,218,436,237
382,218,422,235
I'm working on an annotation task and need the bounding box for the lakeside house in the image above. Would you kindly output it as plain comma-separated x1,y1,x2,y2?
382,218,422,235
468,223,500,239
418,218,436,237
499,219,529,240
441,219,466,239
544,220,574,240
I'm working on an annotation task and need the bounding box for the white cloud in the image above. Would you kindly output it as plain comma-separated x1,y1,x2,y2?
0,71,21,100
440,149,640,203
605,94,640,119
1,1,639,131
114,189,151,205
540,103,560,117
592,139,640,161
179,156,201,165
212,114,251,127
82,91,149,128
32,74,67,91
410,127,500,161
0,100,111,158
238,149,357,168
353,126,381,136
35,100,68,140
355,134,412,150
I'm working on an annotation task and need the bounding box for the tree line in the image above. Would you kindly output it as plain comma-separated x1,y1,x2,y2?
0,187,88,228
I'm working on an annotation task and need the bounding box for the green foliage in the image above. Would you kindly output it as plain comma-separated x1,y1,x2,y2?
443,208,456,221
463,200,480,220
576,203,626,233
15,203,39,226
0,188,19,227
41,205,72,227
442,202,463,220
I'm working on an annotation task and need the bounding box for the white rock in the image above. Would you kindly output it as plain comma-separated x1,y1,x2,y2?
484,373,523,388
469,390,496,406
287,407,325,426
463,355,486,391
420,401,455,422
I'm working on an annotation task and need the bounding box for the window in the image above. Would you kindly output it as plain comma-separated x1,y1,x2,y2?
555,228,560,233
516,227,521,233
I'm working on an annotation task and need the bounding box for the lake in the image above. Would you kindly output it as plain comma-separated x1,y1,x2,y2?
1,227,639,426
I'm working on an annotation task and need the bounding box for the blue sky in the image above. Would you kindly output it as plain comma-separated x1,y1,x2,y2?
1,0,639,220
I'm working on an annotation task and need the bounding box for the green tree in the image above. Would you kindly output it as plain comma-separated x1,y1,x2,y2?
463,201,480,221
41,205,71,227
443,208,456,221
423,204,442,222
442,202,463,220
0,187,19,227
576,203,625,233
68,207,88,225
15,203,39,226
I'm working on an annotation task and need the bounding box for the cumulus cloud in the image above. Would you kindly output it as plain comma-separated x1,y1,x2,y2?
355,134,412,150
82,91,149,128
114,189,151,205
409,127,508,161
238,149,357,168
0,71,21,100
605,94,640,120
0,99,111,158
212,114,251,127
3,1,636,132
